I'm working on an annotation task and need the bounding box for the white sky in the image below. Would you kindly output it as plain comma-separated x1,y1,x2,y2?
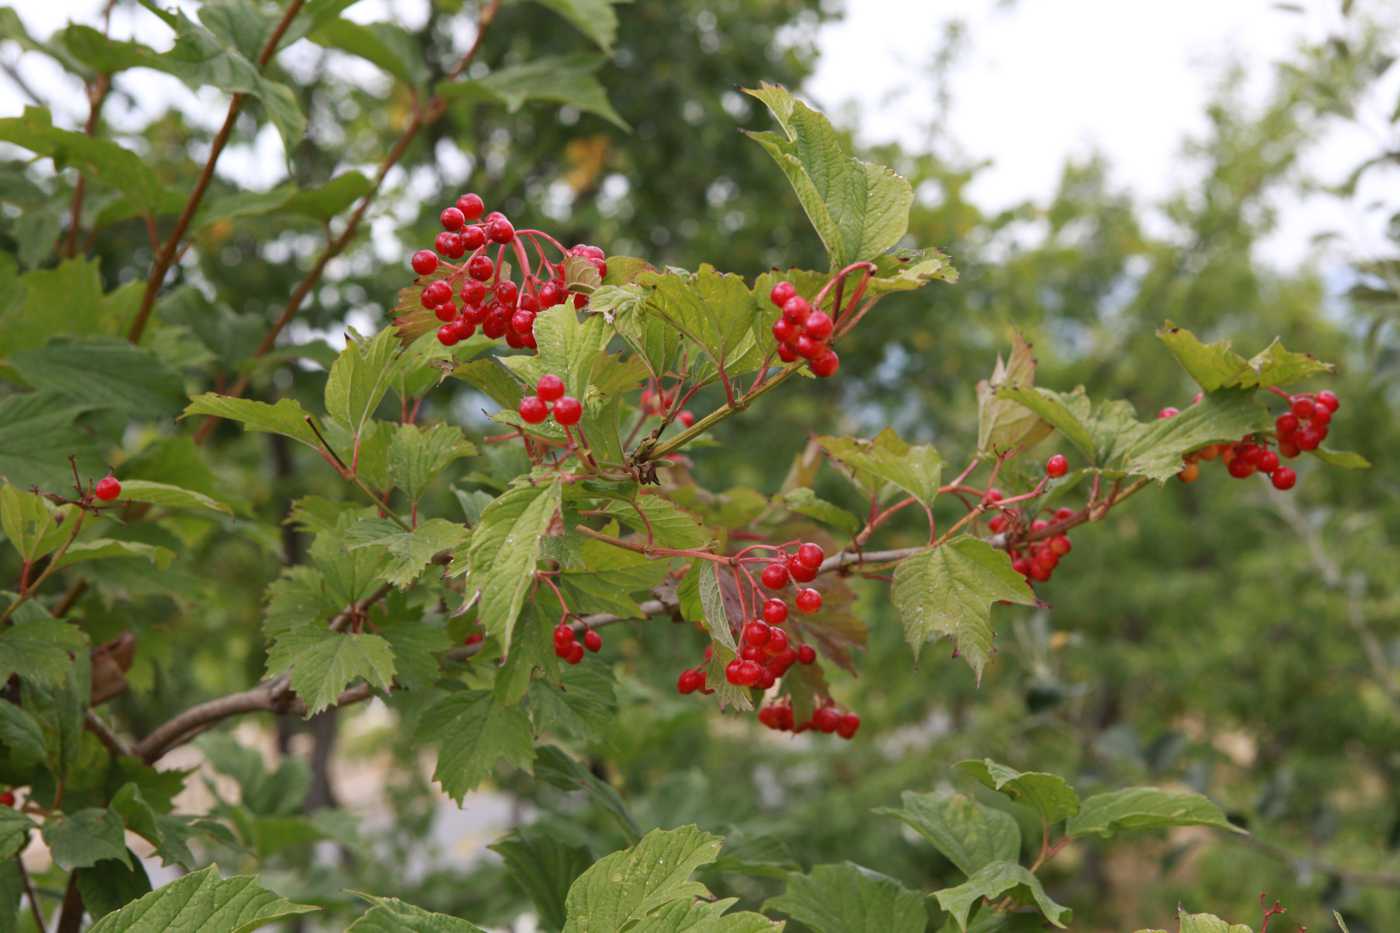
4,0,1399,273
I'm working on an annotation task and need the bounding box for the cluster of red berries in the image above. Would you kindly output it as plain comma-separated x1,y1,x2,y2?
991,501,1075,583
517,374,583,427
94,474,121,501
407,193,606,350
1169,390,1339,491
723,542,825,688
553,623,603,665
766,281,840,378
757,700,861,739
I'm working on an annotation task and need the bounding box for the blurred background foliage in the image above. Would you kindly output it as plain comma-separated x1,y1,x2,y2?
2,0,1399,929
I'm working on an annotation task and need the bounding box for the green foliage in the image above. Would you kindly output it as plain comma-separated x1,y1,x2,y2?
85,865,317,933
763,862,926,933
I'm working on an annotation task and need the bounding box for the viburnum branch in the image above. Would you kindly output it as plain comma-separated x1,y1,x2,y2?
63,0,116,258
192,0,503,443
17,858,45,933
127,0,307,344
0,508,86,626
635,362,803,463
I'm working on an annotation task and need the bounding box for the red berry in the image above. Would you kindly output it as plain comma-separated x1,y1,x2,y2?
794,334,821,359
1278,439,1300,458
1054,506,1074,521
782,296,810,324
95,474,122,501
553,396,583,426
736,659,763,686
459,280,486,307
677,410,696,428
795,588,822,614
488,217,515,243
836,712,861,739
435,302,458,323
762,598,788,625
538,281,562,307
467,255,494,281
677,669,702,694
440,207,465,230
1271,466,1297,490
743,621,771,647
566,642,584,664
1049,534,1071,556
804,311,834,341
518,396,549,424
1290,396,1314,419
772,319,796,343
777,344,799,363
537,374,565,401
422,280,453,307
795,542,824,570
987,514,1008,534
787,555,818,583
1045,454,1069,478
510,310,535,336
494,280,519,307
813,706,841,733
770,281,796,308
456,193,485,219
411,250,438,275
797,645,816,665
0,791,13,807
461,225,486,250
1295,426,1322,451
1275,413,1298,438
765,628,789,654
1227,457,1255,478
1311,403,1332,427
725,659,745,684
1316,390,1339,412
760,563,789,589
741,645,766,662
583,629,602,652
1256,450,1280,474
1158,406,1179,419
810,349,840,378
1028,560,1053,582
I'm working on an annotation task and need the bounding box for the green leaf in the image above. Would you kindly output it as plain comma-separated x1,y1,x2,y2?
636,265,763,377
1158,323,1334,391
697,561,738,652
977,331,1053,456
558,536,670,617
534,745,640,842
0,614,87,687
763,862,926,933
133,3,306,152
562,825,723,933
816,429,942,507
1310,447,1371,469
0,807,35,860
325,327,400,439
1065,787,1243,838
283,171,373,221
345,894,487,932
86,864,318,933
744,83,912,269
779,488,861,535
0,107,168,209
417,690,535,803
51,539,175,571
528,664,617,741
874,790,1021,877
310,19,424,87
890,537,1036,682
443,53,627,129
77,853,153,920
116,479,234,516
8,337,185,415
529,0,622,52
630,899,781,932
953,760,1080,826
1175,910,1253,933
603,493,710,549
490,825,593,932
182,394,320,448
0,699,46,767
0,391,102,489
1118,390,1272,481
933,861,1070,931
468,482,562,654
42,808,131,870
995,386,1096,462
344,517,468,589
0,484,68,562
265,627,396,717
389,424,475,503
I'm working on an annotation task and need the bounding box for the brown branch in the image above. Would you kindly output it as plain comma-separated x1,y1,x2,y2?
84,709,134,758
126,0,307,345
192,0,502,444
16,858,45,932
63,0,117,258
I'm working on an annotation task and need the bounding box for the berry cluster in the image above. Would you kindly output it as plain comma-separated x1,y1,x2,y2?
724,542,825,688
757,700,861,739
1170,390,1339,491
517,374,583,427
553,622,603,665
406,192,606,350
990,497,1076,584
766,281,840,377
640,384,695,427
